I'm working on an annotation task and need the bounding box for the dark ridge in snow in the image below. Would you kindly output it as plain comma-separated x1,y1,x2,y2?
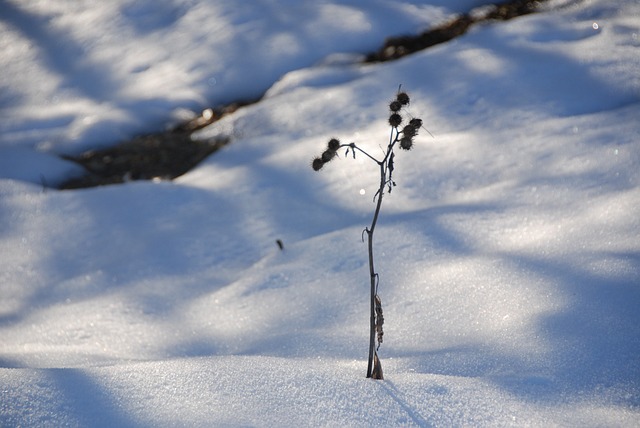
58,102,253,189
58,134,230,190
365,0,549,62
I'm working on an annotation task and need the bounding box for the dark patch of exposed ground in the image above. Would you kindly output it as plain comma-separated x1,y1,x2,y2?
58,0,548,190
59,133,230,190
366,0,545,62
58,102,249,190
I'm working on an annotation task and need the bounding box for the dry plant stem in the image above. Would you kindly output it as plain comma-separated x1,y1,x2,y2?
313,91,421,380
363,128,396,379
366,159,385,379
337,140,390,379
335,134,397,380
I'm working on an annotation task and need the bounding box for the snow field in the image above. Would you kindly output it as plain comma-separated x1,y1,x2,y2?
1,0,639,426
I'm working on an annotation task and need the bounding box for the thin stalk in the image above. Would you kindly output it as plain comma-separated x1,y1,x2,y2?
365,128,398,379
366,159,386,378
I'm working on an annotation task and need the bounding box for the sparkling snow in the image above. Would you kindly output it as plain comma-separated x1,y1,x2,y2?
1,0,639,426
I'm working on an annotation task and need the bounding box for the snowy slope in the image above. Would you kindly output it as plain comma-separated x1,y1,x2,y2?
0,0,475,152
1,0,640,426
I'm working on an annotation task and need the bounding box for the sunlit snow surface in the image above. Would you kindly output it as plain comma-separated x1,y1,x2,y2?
1,0,640,426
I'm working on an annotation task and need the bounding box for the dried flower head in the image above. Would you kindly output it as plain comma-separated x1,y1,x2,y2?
311,157,324,171
409,118,423,129
402,124,417,138
388,113,402,128
400,137,413,150
327,138,341,151
321,149,336,163
389,100,402,112
396,91,410,106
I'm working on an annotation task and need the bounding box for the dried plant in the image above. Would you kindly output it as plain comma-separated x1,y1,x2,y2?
311,88,424,379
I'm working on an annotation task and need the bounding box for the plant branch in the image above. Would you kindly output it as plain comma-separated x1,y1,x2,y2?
341,143,381,164
311,90,422,380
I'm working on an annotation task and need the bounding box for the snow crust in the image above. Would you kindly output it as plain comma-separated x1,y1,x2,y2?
1,0,639,426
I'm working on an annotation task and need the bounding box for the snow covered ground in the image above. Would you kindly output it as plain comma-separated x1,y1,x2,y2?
1,0,639,426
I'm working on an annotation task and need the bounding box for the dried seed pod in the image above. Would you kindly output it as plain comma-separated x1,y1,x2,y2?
311,157,324,171
396,91,410,106
321,149,336,162
402,124,417,138
388,113,402,128
327,138,341,151
409,118,423,129
400,137,414,150
389,100,402,112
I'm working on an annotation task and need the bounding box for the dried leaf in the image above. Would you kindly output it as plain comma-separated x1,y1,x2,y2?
371,352,384,380
375,294,384,350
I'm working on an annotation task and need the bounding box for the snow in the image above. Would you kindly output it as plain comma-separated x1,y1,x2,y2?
1,0,639,426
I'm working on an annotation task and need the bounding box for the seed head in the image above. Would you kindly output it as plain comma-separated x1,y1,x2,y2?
321,149,336,163
389,100,402,112
327,138,341,151
409,118,423,129
311,157,324,171
400,137,413,150
396,91,410,106
388,113,403,128
402,124,417,138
